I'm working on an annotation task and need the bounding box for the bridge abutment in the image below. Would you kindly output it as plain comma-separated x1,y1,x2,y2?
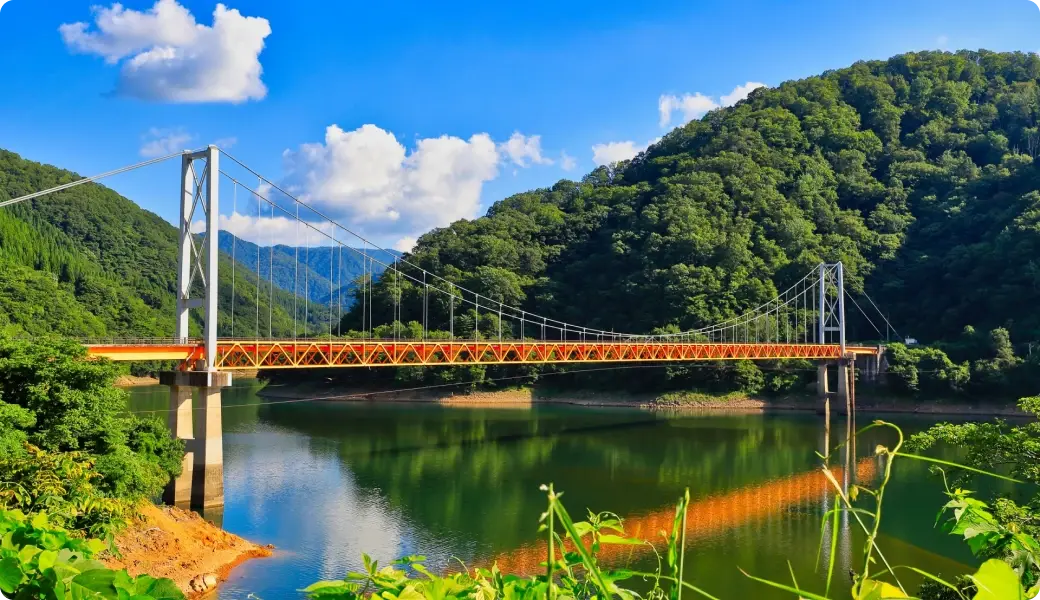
160,371,231,510
817,357,855,416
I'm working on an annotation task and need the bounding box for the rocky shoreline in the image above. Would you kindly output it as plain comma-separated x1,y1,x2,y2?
103,503,272,598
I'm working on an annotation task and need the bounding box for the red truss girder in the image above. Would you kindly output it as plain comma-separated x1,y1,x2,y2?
208,341,879,370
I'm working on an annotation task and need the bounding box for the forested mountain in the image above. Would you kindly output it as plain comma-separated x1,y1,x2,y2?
334,49,1040,396
0,150,330,339
217,232,398,306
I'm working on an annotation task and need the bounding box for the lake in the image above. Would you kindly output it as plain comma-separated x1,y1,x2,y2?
127,380,992,599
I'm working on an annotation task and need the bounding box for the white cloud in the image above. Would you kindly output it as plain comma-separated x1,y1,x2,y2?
658,93,718,127
59,0,271,103
140,127,193,157
393,237,417,252
657,82,767,128
936,35,949,49
499,132,553,167
222,212,338,246
193,212,337,246
591,141,647,166
281,124,501,241
720,81,765,107
214,136,238,149
560,151,577,172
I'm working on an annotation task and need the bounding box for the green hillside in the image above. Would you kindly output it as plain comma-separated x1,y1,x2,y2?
335,49,1040,397
0,149,331,339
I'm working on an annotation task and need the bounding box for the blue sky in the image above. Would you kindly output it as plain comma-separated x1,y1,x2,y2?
1,0,1039,250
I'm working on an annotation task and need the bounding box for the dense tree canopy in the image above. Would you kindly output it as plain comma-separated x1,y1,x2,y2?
361,51,1040,340
331,50,1040,395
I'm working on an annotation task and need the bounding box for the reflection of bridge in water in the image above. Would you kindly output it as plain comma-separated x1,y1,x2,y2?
486,458,875,575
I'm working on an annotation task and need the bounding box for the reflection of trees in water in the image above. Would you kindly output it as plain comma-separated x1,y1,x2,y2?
258,403,835,552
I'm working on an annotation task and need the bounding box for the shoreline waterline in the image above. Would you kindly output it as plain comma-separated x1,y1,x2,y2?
255,382,1031,417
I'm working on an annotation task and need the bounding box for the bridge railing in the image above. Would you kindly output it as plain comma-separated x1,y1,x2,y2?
79,337,202,346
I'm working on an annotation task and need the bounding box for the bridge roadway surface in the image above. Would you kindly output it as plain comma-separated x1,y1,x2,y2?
84,339,881,370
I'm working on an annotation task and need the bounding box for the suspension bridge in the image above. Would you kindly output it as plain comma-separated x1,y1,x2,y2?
2,144,890,510
16,145,881,371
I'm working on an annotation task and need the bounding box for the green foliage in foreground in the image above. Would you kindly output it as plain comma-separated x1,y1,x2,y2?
908,396,1040,541
303,484,713,600
939,489,1040,592
304,421,1040,600
0,508,184,600
0,336,182,526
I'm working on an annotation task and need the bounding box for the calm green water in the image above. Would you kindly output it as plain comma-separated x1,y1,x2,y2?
127,381,1000,600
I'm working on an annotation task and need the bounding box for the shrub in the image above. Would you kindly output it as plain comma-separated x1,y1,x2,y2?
0,444,131,539
0,335,183,500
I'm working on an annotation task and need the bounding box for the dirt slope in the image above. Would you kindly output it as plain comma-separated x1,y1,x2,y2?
103,503,271,598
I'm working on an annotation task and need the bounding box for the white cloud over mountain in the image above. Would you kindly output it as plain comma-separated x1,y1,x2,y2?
591,140,647,166
658,81,765,127
279,124,501,250
658,92,718,127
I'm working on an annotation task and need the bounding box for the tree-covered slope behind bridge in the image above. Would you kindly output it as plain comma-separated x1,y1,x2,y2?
345,50,1040,349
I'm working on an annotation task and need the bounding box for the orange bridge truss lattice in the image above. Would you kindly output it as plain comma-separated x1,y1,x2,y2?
85,340,881,370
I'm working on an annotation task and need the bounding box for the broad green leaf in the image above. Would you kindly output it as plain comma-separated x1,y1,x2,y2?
0,557,23,593
970,559,1024,600
40,532,62,551
397,583,426,600
85,539,107,556
301,580,355,593
113,571,139,592
17,543,40,563
139,576,184,600
71,568,118,594
30,512,50,530
38,549,58,571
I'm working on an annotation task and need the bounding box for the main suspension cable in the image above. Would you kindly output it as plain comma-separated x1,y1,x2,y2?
0,151,185,209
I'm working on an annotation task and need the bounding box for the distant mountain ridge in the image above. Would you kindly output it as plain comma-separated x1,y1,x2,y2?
217,231,399,306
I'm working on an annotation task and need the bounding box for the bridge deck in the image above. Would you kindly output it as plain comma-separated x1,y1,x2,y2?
85,340,881,370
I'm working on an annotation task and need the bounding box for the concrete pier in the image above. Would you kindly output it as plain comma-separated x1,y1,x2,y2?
837,358,850,416
159,371,232,509
817,358,854,416
163,385,194,506
816,362,831,417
